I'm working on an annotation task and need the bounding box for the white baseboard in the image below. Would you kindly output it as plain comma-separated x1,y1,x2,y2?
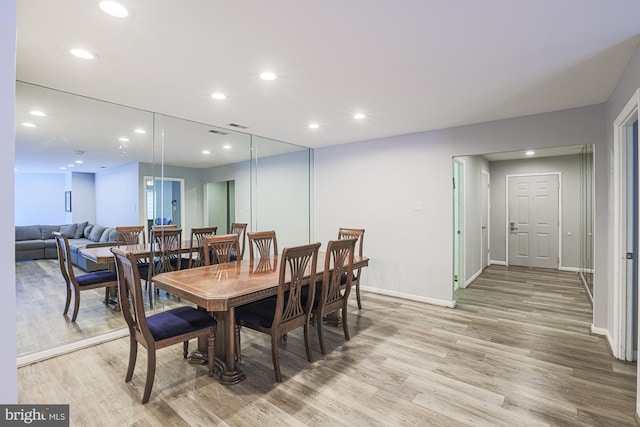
17,328,129,368
559,266,580,272
590,324,615,356
489,260,506,266
464,269,482,288
361,285,456,308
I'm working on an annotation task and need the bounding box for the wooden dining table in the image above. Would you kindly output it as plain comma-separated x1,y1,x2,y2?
152,253,369,385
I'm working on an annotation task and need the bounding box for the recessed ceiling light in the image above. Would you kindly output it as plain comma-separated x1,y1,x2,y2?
260,71,277,81
118,137,129,142
30,110,46,117
75,160,84,164
308,123,319,129
134,128,146,134
69,48,95,60
99,1,129,18
211,92,226,100
222,144,232,149
202,150,211,155
21,122,36,128
525,150,536,156
73,150,85,155
67,164,75,168
59,167,66,170
353,113,366,120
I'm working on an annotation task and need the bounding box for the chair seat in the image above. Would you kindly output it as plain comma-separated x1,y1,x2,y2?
236,296,278,328
147,306,217,341
76,270,117,287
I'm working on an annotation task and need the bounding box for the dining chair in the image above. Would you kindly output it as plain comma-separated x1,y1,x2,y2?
230,222,247,261
310,238,356,354
111,247,216,404
235,242,321,382
141,228,184,304
202,234,240,265
188,226,217,268
53,232,118,322
116,225,146,246
247,230,278,262
154,217,173,226
338,227,365,309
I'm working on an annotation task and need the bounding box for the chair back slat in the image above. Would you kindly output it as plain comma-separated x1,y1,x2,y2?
150,228,183,274
189,227,217,268
277,243,320,327
321,238,356,307
338,227,364,257
117,225,146,246
230,223,247,260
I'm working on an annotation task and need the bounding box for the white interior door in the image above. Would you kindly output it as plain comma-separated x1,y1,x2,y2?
507,174,560,269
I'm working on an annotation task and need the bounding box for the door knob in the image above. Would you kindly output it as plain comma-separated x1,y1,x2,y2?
509,222,518,232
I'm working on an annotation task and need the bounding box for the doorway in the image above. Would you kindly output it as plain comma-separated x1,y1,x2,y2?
506,173,560,269
481,170,490,270
204,180,235,234
144,176,185,231
453,159,464,290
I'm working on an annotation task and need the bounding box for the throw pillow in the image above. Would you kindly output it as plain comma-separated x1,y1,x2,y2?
99,227,115,243
59,224,77,238
74,221,88,239
40,225,61,240
84,224,94,238
88,225,106,242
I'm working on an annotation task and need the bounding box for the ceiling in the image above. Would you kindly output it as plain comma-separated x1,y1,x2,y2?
15,0,640,171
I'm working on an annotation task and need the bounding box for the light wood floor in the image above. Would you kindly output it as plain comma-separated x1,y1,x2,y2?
17,265,638,426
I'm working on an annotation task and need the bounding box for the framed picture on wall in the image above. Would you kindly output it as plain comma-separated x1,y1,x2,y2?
65,191,72,212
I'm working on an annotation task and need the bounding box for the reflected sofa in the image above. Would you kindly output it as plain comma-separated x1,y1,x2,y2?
15,222,117,272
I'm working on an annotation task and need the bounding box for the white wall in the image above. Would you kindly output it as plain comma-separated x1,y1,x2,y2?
71,172,96,224
2,0,17,404
314,104,605,307
202,161,251,227
14,173,66,225
95,163,140,227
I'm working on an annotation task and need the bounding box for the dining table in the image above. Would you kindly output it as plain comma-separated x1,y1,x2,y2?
152,252,370,385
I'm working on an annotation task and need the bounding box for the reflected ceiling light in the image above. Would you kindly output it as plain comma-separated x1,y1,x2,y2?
211,92,226,100
75,160,84,164
353,113,366,120
67,164,75,168
21,122,36,128
222,144,232,149
260,71,277,81
118,137,129,142
308,123,319,129
134,128,146,134
69,48,95,60
30,110,46,117
202,150,211,155
99,1,129,18
525,150,536,156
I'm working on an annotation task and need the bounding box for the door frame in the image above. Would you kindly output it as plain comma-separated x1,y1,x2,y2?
453,158,465,290
612,88,640,361
481,170,490,270
505,172,562,268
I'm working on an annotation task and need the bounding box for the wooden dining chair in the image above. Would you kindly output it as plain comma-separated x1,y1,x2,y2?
235,242,321,382
338,227,365,309
202,234,240,265
116,225,146,246
188,226,217,268
142,228,184,304
247,230,278,262
230,222,247,261
311,238,356,354
111,247,216,404
53,232,118,322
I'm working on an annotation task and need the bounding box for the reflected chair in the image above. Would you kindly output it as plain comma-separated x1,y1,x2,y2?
141,228,184,304
116,225,146,246
310,238,356,354
188,226,217,268
53,232,118,322
111,247,216,404
247,230,278,262
202,234,240,265
338,227,365,309
230,222,247,261
235,242,321,382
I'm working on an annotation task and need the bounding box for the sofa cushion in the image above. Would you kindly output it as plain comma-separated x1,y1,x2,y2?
60,224,77,237
88,225,106,242
100,227,116,243
15,240,45,250
15,225,41,241
84,224,94,238
74,221,88,239
40,225,61,240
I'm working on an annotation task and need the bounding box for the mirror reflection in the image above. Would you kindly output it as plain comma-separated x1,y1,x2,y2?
15,82,311,358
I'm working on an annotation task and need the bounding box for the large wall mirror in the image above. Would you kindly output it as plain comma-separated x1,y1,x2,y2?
15,81,312,359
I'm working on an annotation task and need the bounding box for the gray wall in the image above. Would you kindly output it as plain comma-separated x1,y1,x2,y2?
315,103,605,307
2,0,17,404
489,154,582,269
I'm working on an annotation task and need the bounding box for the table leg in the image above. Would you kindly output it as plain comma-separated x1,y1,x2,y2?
219,307,245,385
